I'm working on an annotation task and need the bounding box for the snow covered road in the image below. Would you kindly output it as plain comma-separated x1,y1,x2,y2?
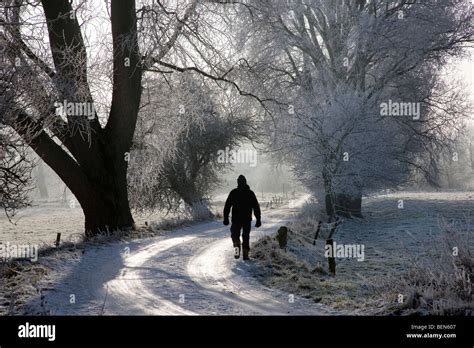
26,199,338,315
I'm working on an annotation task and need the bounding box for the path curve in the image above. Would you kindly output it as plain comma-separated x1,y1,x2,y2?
29,198,339,315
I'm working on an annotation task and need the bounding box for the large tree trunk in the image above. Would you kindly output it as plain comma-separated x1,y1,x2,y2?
81,193,134,238
19,125,136,237
80,177,134,238
78,157,134,237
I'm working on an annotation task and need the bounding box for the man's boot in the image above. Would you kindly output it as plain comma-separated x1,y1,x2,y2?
234,243,241,259
243,248,250,261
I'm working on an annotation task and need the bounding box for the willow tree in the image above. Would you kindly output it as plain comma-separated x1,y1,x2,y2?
239,0,473,217
128,73,260,218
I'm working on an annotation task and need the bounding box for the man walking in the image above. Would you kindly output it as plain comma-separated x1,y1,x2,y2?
223,175,261,260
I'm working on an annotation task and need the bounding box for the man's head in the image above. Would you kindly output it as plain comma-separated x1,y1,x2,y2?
237,175,247,187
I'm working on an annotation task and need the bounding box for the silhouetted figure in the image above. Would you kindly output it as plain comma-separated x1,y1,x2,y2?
223,175,261,260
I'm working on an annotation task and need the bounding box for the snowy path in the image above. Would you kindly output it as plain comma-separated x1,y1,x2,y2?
27,198,338,315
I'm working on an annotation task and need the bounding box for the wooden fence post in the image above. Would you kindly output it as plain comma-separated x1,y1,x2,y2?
326,238,336,275
276,226,288,251
55,233,61,248
326,219,341,275
312,221,322,245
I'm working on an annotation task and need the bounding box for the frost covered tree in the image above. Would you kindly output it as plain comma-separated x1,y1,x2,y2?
0,0,259,235
0,31,34,219
424,131,474,189
128,73,259,218
237,0,473,217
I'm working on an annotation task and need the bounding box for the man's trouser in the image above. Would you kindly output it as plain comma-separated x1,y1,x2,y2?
230,221,251,250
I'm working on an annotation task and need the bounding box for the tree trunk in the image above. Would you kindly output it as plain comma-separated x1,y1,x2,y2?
80,171,135,238
35,161,49,199
429,156,441,188
177,186,214,220
26,138,136,237
322,166,336,220
28,0,140,238
81,189,135,238
334,193,362,218
325,192,362,218
325,193,335,219
470,141,474,171
326,238,336,275
188,201,214,220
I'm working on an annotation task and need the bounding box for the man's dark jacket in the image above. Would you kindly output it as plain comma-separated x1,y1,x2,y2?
224,184,261,223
